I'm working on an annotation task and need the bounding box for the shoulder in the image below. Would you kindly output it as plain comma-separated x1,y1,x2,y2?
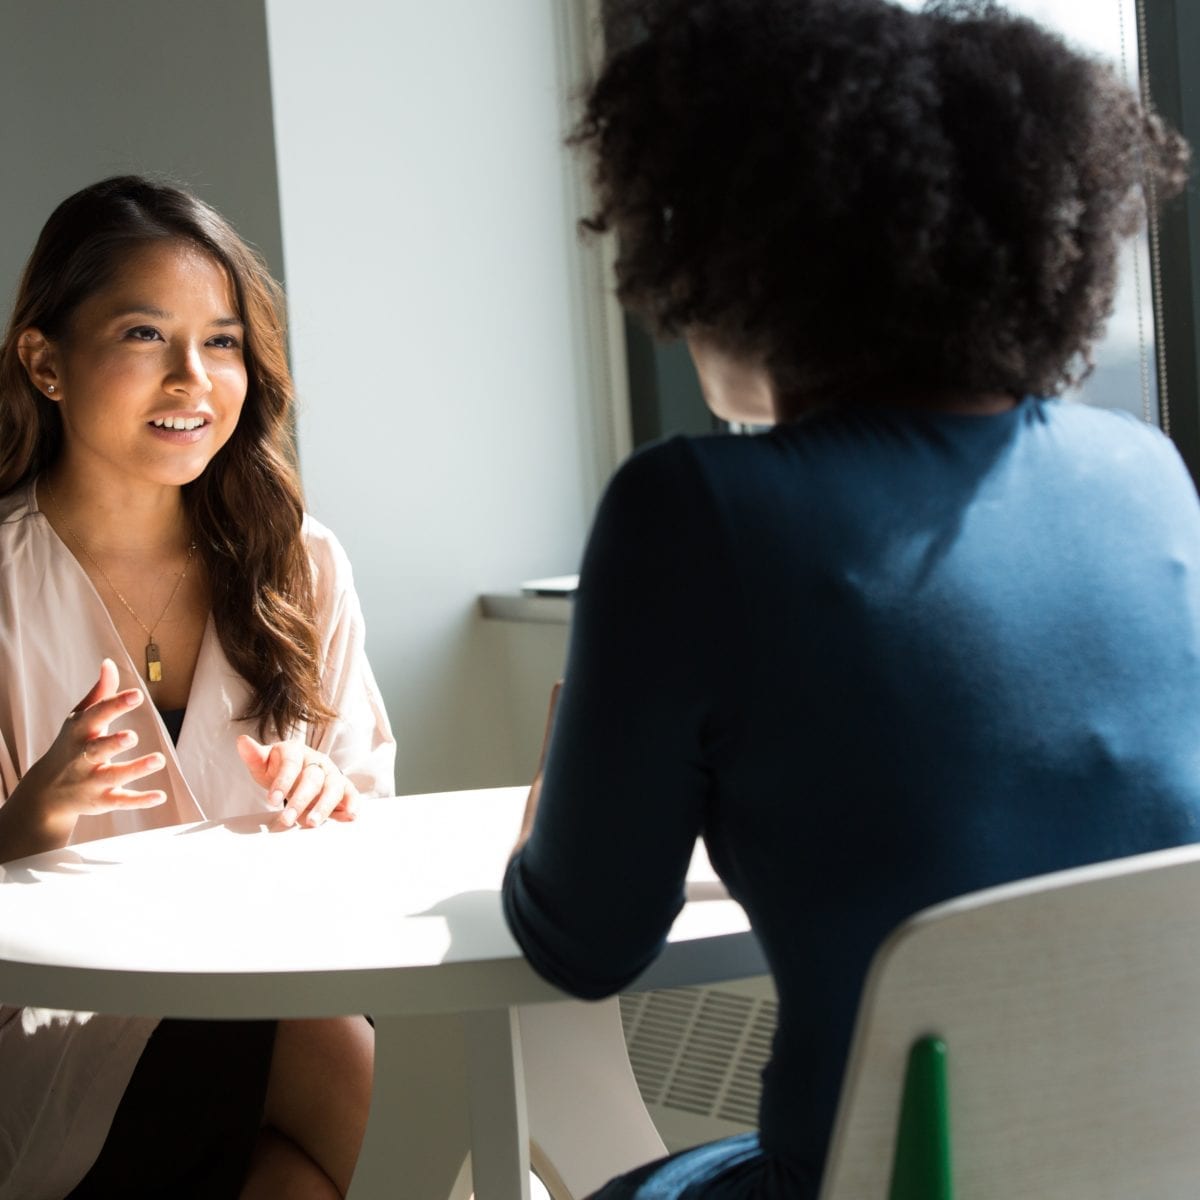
0,483,44,565
1033,396,1172,450
613,430,766,478
599,433,751,516
1034,400,1194,487
593,432,795,563
301,511,351,566
582,435,749,593
588,437,720,557
301,514,358,609
604,434,698,488
0,482,36,530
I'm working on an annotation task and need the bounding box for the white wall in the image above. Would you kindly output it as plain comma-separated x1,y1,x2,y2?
0,0,284,322
266,2,604,793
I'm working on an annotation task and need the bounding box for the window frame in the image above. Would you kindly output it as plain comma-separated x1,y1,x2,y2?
1142,0,1200,484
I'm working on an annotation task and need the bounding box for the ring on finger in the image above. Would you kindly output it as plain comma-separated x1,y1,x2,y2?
81,742,99,766
305,761,329,780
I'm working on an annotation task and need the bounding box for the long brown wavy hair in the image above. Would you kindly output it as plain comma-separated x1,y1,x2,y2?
0,175,336,738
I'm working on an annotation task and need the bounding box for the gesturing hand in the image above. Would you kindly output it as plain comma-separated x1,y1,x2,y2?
236,735,360,830
3,658,167,855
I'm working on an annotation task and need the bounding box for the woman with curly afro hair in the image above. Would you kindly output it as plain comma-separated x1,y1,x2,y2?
503,1,1198,1196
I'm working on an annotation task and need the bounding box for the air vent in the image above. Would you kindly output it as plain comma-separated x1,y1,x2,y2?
619,983,778,1129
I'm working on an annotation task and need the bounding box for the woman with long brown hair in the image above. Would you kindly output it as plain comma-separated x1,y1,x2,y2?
0,176,394,1199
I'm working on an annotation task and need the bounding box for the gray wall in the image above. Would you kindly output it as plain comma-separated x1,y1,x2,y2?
0,0,284,321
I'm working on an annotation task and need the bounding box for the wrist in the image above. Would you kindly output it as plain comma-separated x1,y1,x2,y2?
0,778,77,863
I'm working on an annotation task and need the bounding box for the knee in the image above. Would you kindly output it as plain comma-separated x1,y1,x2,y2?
262,1016,375,1194
274,1015,374,1104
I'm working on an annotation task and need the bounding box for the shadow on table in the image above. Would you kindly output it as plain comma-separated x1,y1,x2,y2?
174,813,274,837
416,878,734,960
0,851,120,884
0,812,276,883
415,890,514,958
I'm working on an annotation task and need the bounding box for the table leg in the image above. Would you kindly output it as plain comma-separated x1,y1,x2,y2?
348,999,664,1200
463,1007,532,1200
348,1013,471,1200
519,998,667,1200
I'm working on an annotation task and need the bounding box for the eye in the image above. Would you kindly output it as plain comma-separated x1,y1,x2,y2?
207,333,242,351
125,325,162,342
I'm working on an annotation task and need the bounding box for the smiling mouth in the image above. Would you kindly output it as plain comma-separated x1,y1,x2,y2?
150,416,209,431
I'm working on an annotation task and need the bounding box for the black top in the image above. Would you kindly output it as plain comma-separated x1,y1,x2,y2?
158,707,185,746
503,399,1200,1194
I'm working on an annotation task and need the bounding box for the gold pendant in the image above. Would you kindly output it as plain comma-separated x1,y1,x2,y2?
146,641,163,683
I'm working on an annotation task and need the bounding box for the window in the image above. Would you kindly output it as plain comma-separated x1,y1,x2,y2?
898,0,1160,423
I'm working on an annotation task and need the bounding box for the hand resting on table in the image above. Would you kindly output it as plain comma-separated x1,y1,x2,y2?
236,734,360,830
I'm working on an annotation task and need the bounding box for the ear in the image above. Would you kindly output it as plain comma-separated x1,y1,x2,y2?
16,328,62,400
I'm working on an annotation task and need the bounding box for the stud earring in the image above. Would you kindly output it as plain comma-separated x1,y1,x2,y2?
46,385,55,394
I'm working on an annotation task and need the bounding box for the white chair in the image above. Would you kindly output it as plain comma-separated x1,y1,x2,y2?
818,841,1200,1200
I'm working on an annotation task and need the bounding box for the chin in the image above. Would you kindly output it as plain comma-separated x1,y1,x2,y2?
146,457,219,489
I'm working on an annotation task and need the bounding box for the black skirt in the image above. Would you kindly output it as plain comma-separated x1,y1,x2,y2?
67,1018,278,1200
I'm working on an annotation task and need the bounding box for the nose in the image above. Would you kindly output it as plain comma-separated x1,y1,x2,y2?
166,341,211,398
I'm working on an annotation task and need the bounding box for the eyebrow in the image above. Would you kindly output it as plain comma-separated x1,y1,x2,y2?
107,305,244,327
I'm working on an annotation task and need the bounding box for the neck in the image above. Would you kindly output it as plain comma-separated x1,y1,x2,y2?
39,464,191,557
687,336,778,425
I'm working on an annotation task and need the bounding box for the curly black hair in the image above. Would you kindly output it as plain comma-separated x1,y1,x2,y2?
574,0,1190,413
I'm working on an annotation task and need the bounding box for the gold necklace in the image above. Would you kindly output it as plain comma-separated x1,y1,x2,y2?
42,480,197,684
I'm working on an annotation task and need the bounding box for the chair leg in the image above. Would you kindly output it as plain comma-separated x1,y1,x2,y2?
518,998,668,1200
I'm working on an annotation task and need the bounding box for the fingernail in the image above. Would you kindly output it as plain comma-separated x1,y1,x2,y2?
308,811,325,826
278,807,297,827
268,790,285,809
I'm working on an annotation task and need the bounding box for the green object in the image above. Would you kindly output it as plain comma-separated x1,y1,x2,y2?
888,1036,953,1200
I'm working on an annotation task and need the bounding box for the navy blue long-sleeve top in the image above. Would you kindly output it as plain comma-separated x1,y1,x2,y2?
503,398,1200,1190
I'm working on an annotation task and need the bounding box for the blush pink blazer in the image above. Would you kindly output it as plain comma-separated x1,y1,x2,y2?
0,481,396,1199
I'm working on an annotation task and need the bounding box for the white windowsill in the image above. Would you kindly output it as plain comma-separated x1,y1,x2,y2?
479,593,573,625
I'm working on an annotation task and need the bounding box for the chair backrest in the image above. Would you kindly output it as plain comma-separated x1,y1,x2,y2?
817,842,1200,1200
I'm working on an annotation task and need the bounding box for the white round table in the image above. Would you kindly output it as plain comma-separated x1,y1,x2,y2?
0,787,765,1200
